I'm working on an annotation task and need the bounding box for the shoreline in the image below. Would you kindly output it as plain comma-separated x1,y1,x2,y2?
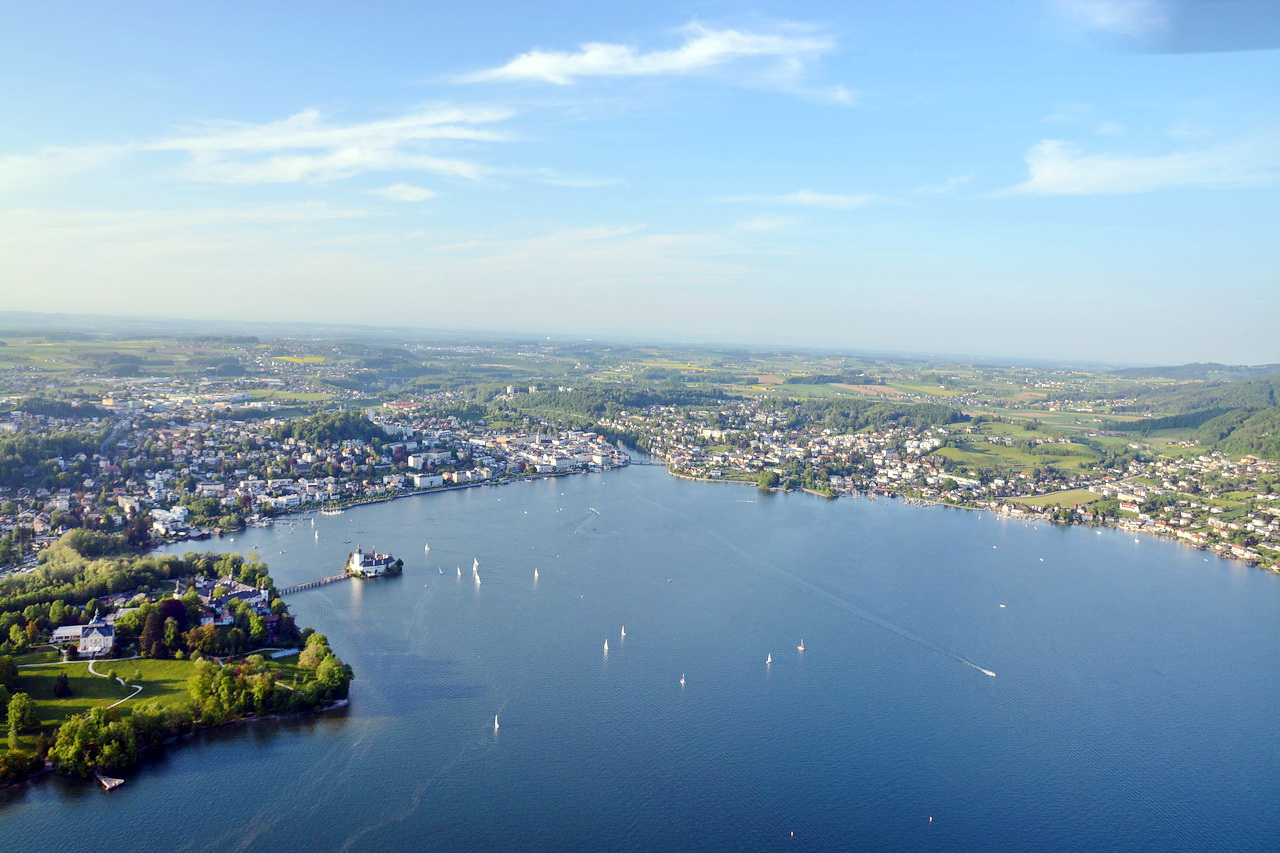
1,697,349,792
658,460,1273,572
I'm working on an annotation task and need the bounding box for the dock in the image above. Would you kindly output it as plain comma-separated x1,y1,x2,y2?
95,771,125,791
278,573,351,596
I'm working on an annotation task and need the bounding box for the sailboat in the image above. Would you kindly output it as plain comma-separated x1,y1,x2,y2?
679,673,685,686
457,567,462,577
797,639,805,652
620,626,626,639
439,567,444,575
533,568,539,580
425,542,430,552
603,639,609,652
493,714,499,731
766,653,772,665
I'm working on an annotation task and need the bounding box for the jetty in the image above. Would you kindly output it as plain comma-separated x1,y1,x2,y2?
278,573,351,596
95,771,125,792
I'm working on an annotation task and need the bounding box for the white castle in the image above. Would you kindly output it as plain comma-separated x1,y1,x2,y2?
347,545,397,577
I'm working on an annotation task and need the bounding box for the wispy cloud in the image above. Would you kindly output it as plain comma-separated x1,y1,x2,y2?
1057,0,1169,37
459,21,851,102
148,105,512,184
0,105,516,189
1000,136,1280,195
0,145,131,191
718,189,880,209
370,183,437,202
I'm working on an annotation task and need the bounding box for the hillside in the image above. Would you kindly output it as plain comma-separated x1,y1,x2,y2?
1112,363,1280,382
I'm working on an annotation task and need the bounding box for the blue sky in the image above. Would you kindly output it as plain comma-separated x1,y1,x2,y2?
2,1,1277,364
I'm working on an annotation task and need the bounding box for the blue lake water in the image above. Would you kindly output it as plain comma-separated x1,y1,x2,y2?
3,465,1278,851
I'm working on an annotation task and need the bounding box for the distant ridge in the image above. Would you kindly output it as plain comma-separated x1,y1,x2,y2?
1112,362,1280,382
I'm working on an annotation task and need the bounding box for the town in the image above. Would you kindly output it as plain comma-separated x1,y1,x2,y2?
1,327,1276,574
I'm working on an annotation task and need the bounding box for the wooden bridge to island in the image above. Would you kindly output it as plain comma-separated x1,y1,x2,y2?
279,572,351,596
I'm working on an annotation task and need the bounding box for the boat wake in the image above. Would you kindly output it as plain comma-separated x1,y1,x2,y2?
637,491,997,679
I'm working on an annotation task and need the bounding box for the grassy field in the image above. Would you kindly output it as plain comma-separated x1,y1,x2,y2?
1014,489,1103,507
13,659,134,742
270,355,326,364
10,653,306,746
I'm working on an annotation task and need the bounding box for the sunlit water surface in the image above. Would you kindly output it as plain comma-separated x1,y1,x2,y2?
3,466,1277,851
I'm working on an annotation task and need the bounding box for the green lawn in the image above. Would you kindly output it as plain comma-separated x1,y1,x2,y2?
14,660,133,737
1015,489,1103,507
12,654,305,740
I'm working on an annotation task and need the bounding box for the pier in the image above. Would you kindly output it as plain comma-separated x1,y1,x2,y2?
95,772,125,792
279,573,351,596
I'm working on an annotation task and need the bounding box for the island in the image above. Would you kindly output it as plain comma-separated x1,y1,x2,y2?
0,530,352,786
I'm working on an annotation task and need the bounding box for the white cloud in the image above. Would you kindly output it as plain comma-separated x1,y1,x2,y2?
719,189,879,209
0,145,132,191
1001,137,1280,195
1057,0,1169,37
147,105,511,184
1095,121,1125,135
371,183,438,202
459,21,848,101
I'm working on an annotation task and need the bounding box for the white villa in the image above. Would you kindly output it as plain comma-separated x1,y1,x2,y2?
78,621,115,657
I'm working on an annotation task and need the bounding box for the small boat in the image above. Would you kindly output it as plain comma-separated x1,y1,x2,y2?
533,568,539,580
494,714,499,731
679,673,685,686
603,639,609,652
620,626,626,639
425,542,430,552
439,567,444,575
457,567,462,577
766,653,772,665
797,639,805,652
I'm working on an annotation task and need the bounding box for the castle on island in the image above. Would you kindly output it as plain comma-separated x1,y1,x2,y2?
347,546,399,577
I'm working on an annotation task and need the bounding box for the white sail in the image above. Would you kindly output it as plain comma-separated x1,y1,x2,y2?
533,568,539,580
620,626,626,639
679,673,685,686
766,653,772,665
603,639,609,652
494,715,499,731
797,639,805,652
457,567,462,577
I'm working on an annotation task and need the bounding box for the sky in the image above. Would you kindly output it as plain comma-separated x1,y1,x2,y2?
2,0,1277,365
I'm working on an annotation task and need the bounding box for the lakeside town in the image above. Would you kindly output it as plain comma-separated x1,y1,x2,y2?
1,333,1276,574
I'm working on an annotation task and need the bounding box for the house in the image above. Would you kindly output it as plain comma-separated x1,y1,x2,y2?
78,621,115,657
50,625,84,644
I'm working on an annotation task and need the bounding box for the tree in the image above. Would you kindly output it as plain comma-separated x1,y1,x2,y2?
163,617,181,651
7,692,36,748
758,470,780,489
0,655,15,687
139,612,162,657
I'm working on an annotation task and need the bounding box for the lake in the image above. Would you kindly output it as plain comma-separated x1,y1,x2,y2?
3,465,1278,851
